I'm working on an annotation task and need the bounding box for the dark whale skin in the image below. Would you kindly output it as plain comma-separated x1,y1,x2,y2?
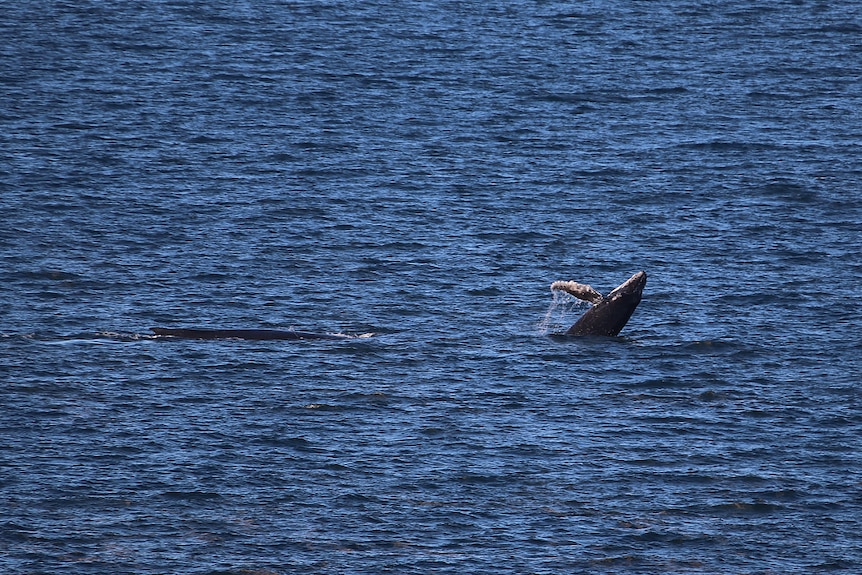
151,327,346,340
565,271,647,337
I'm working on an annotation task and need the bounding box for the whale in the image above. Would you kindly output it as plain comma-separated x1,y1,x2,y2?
151,327,348,340
550,271,647,336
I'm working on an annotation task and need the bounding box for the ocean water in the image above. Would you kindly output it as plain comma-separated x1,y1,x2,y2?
2,1,861,573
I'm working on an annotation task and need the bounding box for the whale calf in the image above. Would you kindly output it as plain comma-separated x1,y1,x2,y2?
551,271,647,336
151,327,348,340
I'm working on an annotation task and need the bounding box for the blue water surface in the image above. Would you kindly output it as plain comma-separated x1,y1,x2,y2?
2,1,861,573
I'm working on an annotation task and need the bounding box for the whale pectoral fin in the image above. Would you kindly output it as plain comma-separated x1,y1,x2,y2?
550,281,605,305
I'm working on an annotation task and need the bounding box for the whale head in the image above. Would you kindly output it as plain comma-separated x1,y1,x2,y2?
607,270,647,301
566,271,647,337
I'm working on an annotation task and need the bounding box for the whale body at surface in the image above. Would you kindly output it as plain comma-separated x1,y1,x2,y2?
151,273,647,342
150,327,347,340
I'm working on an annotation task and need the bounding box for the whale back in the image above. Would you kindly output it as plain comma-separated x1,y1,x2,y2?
151,327,345,340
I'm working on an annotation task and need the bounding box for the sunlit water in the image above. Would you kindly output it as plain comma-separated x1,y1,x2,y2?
2,1,861,573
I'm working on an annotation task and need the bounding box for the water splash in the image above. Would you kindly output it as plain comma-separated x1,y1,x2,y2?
537,289,589,335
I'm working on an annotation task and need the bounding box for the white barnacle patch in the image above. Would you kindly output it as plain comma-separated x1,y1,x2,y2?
550,280,604,305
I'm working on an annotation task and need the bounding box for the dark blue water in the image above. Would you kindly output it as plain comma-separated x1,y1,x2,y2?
3,1,861,573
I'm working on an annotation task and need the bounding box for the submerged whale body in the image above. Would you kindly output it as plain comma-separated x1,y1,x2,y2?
551,271,647,337
151,327,347,340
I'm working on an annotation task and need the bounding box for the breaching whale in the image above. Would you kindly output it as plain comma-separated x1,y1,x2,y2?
151,327,348,340
550,271,647,336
